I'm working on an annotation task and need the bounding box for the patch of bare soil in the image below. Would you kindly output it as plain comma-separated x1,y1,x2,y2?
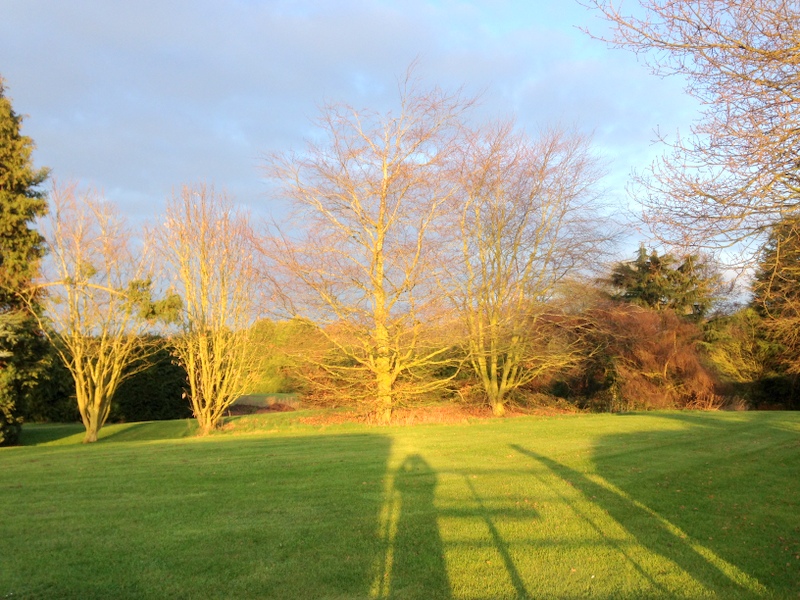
227,403,296,416
297,403,579,426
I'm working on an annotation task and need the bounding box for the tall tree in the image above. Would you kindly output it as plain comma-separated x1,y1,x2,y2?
585,1,800,254
0,76,49,445
443,122,608,415
265,71,472,422
158,184,259,435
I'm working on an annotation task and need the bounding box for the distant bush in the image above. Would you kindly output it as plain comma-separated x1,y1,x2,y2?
567,303,718,411
23,346,79,423
109,344,191,423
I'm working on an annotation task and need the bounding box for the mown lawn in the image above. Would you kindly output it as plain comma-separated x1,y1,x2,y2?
1,411,798,599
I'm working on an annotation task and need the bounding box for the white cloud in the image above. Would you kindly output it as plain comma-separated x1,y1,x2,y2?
1,0,698,234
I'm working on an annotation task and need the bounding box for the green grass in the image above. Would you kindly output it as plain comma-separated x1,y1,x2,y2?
1,411,798,599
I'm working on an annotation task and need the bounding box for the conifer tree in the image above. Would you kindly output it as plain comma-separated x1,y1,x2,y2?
752,216,800,373
0,76,49,445
610,246,718,318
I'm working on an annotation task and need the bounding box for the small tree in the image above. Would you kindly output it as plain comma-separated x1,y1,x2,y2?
702,307,777,385
265,72,472,422
159,184,259,435
34,184,161,443
0,76,49,445
443,122,609,415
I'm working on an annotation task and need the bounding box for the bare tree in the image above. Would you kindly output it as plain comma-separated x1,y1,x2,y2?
159,184,259,435
442,122,609,415
33,184,160,443
264,74,472,422
584,0,800,256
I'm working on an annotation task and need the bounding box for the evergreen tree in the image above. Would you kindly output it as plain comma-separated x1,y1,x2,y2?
752,215,800,374
0,76,49,445
609,246,719,318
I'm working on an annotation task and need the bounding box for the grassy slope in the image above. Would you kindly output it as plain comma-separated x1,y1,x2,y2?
1,411,798,599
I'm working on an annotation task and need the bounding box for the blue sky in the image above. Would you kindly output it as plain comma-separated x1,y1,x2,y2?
1,0,699,249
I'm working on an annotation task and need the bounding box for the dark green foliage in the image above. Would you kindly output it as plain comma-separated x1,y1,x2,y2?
0,311,49,442
110,344,191,423
751,215,800,374
0,76,49,445
21,340,78,423
702,307,799,409
23,340,191,423
610,246,718,318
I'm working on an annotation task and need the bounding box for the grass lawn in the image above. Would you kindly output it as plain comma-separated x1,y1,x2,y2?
1,410,798,599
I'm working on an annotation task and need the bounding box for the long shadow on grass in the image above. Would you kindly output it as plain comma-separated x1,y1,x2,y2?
384,454,451,599
512,443,766,598
377,456,532,599
18,423,85,446
595,412,800,597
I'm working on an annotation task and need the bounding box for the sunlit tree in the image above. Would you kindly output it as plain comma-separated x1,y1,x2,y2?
751,215,800,373
443,122,609,415
33,184,163,443
265,71,472,422
159,184,259,435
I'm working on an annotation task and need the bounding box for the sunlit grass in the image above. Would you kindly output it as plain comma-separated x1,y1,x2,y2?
2,411,798,599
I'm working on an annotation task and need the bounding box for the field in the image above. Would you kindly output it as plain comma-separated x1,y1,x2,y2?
1,410,798,599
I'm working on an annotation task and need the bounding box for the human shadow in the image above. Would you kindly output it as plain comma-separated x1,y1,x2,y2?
388,454,452,599
511,440,769,598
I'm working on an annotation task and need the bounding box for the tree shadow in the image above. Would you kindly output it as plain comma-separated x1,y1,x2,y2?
17,419,198,446
376,455,537,599
600,411,800,596
17,422,85,446
457,474,532,599
512,412,798,598
97,418,197,442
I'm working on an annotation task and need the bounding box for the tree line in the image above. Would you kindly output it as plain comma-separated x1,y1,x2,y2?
2,0,798,444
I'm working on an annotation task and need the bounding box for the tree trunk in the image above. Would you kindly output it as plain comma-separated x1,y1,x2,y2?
77,389,100,443
82,409,101,443
490,398,506,417
375,357,393,424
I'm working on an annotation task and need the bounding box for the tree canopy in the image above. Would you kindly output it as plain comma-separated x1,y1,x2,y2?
609,246,719,318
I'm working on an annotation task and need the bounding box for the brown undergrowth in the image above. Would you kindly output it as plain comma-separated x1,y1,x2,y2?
297,402,581,427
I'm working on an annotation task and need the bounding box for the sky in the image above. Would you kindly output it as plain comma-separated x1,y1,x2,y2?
0,0,700,251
